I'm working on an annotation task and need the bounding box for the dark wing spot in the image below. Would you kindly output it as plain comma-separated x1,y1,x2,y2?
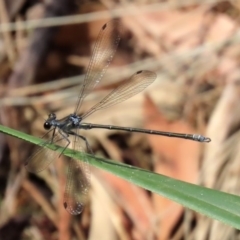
102,23,107,30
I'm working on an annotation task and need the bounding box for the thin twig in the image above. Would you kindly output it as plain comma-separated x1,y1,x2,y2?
0,0,227,32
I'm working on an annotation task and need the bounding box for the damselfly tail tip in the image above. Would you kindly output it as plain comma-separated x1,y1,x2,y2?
203,137,211,143
193,134,211,143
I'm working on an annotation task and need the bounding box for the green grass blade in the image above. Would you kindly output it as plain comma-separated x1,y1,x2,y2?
1,124,240,229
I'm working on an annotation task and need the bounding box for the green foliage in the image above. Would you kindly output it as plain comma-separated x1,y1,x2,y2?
1,124,240,229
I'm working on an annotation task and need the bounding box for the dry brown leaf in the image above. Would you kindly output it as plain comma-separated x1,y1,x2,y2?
97,169,153,240
123,6,236,55
89,175,120,240
143,94,201,240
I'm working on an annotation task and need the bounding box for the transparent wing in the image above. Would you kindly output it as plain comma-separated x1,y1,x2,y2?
25,129,69,173
63,130,91,215
81,70,157,119
74,19,121,114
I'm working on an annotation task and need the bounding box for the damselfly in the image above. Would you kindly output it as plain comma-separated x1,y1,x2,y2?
25,20,211,215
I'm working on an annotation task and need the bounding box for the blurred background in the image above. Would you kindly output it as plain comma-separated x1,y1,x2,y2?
0,0,240,239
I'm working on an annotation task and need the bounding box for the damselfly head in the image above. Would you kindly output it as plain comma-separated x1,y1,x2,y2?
43,113,56,130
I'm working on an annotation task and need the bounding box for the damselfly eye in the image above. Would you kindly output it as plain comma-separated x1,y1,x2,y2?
44,122,51,130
